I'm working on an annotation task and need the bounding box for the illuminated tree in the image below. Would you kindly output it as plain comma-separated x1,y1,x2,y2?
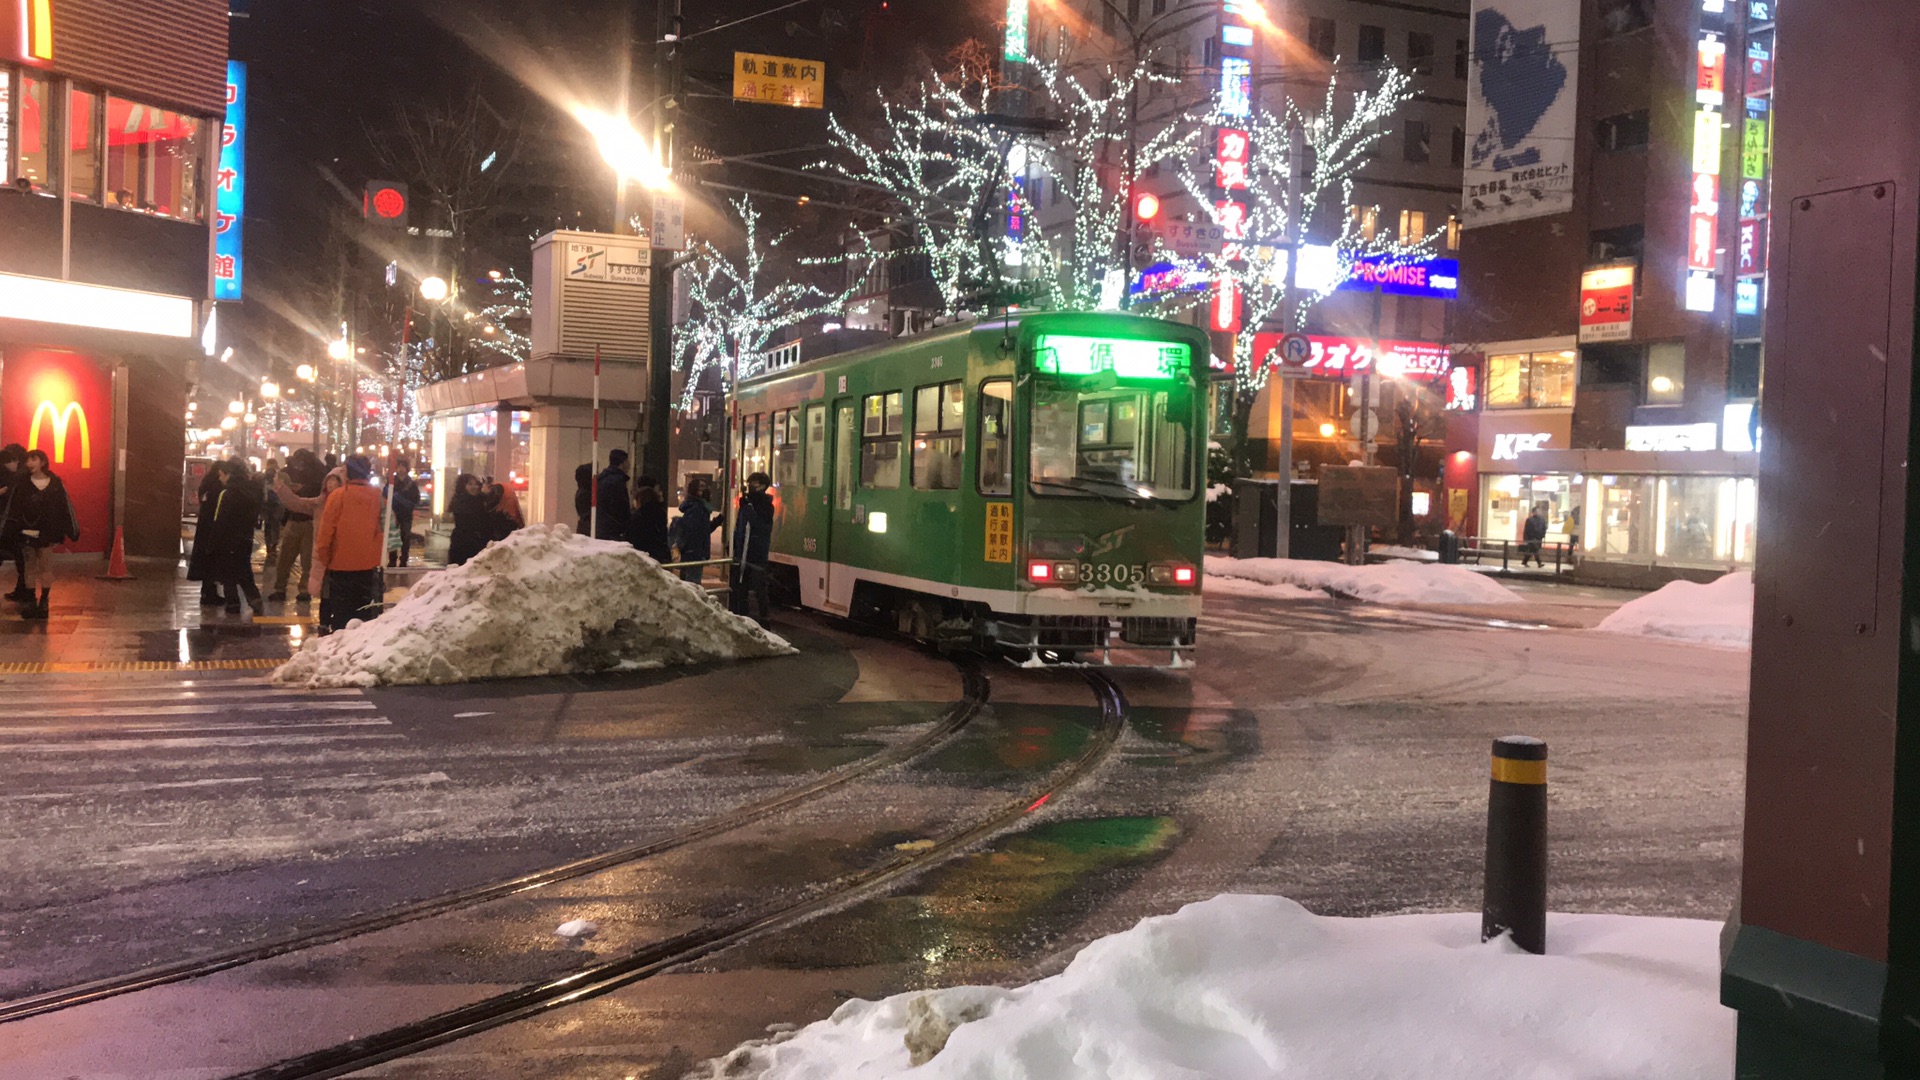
470,269,532,366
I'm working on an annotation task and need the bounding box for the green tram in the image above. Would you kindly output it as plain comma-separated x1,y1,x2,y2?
731,311,1208,666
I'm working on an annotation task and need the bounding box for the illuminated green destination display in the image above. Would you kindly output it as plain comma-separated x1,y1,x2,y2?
1031,335,1192,380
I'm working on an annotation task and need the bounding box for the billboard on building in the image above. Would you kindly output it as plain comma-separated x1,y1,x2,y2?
1462,0,1579,228
1,349,113,553
214,61,245,301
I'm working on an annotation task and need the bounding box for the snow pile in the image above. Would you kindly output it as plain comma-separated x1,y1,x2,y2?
1595,571,1753,648
1370,543,1438,562
272,525,793,687
707,895,1732,1080
1206,555,1523,606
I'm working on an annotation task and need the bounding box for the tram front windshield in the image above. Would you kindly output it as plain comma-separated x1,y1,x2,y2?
1027,334,1197,503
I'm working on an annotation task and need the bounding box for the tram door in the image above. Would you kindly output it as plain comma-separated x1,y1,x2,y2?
825,398,857,612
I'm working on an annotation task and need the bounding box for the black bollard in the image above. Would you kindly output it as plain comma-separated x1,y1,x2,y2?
1482,734,1547,954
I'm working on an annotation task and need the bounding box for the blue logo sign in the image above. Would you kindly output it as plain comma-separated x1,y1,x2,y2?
1341,254,1460,299
213,62,246,301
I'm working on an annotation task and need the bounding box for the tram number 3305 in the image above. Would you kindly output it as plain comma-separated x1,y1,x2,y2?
1082,563,1145,585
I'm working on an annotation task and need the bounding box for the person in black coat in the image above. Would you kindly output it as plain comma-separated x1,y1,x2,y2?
672,477,722,585
1520,504,1548,567
730,471,776,624
206,458,265,614
446,473,492,566
0,444,29,602
188,461,227,605
5,449,80,620
594,449,632,541
387,463,421,567
629,475,671,563
574,462,595,535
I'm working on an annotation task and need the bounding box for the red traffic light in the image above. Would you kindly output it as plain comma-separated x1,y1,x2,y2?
1134,192,1161,222
364,180,410,227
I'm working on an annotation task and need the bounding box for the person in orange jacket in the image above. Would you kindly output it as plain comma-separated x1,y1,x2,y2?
314,455,386,632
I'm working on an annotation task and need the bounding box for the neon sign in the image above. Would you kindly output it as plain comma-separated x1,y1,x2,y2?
1002,0,1028,62
1253,333,1452,379
213,62,246,300
1219,58,1251,117
28,399,89,468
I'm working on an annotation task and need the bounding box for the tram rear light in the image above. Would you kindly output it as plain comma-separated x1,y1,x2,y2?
1027,560,1053,582
1173,565,1196,586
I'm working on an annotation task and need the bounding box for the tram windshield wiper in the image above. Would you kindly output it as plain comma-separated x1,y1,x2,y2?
1030,477,1171,506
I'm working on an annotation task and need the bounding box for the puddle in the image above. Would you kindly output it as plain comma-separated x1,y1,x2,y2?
911,706,1098,780
1123,706,1258,768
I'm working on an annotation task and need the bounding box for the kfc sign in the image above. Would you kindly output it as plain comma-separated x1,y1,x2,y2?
1491,432,1553,460
1579,264,1634,343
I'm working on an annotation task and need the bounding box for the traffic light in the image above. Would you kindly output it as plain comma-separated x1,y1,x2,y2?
1134,191,1161,223
364,180,409,228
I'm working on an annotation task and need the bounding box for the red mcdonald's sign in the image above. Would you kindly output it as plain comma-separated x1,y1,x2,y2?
2,349,111,552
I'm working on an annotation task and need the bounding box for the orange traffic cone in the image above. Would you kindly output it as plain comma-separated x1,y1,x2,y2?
98,527,133,581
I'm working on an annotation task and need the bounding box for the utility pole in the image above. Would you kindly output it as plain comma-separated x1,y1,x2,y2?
1273,123,1305,558
642,0,683,488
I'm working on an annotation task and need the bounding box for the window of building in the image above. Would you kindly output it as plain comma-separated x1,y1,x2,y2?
978,380,1012,495
1599,0,1653,37
1358,24,1386,63
67,86,100,203
912,381,966,490
1403,119,1430,163
1203,36,1219,69
1580,343,1641,385
1349,204,1379,240
1728,342,1762,399
1446,215,1461,251
804,404,826,487
1456,37,1469,79
772,408,802,487
1645,342,1686,404
1486,350,1576,409
1451,125,1465,166
1594,110,1650,152
861,390,903,488
103,96,206,221
0,69,11,184
1588,223,1646,266
1398,209,1426,242
18,72,50,192
1408,32,1434,72
1308,18,1337,59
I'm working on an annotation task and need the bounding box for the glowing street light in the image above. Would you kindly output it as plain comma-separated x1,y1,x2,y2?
574,108,671,190
260,381,280,399
418,275,450,302
296,363,316,382
327,337,350,362
243,411,257,425
228,400,245,414
220,416,237,431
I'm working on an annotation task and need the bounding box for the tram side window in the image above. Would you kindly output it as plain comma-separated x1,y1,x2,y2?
804,404,826,487
860,391,903,489
978,379,1012,496
834,402,856,510
912,380,966,490
772,408,802,487
741,413,766,478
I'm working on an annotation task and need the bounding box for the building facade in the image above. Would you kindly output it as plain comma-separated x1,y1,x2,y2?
1447,0,1770,581
0,0,228,558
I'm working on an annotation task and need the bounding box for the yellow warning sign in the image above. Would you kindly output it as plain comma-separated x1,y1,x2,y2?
733,53,825,109
984,502,1014,563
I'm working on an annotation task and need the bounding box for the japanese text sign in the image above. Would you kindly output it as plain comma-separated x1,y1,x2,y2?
733,53,824,109
214,62,245,300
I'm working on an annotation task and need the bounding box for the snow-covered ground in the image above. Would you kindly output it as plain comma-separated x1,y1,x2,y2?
1594,571,1753,648
707,894,1731,1080
272,525,793,687
1369,543,1438,562
1206,555,1523,606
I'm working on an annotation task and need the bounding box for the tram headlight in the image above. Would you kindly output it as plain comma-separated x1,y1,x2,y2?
1053,562,1081,583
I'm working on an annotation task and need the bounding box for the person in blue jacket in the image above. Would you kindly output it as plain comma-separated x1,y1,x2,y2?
595,449,633,541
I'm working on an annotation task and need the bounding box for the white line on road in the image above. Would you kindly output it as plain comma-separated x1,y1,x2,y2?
4,732,409,753
0,717,393,738
0,770,453,800
0,700,378,722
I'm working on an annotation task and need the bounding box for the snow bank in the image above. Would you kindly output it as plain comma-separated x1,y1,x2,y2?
271,525,794,688
1595,571,1752,648
1206,555,1523,606
1370,543,1437,562
1203,574,1321,601
707,894,1732,1080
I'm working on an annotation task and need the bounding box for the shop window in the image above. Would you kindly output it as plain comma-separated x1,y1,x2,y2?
1308,18,1337,59
1486,350,1575,409
1595,110,1650,152
1728,342,1762,399
1408,32,1434,73
1485,354,1529,409
1398,209,1426,243
860,390,903,489
1645,342,1686,405
1530,350,1576,407
912,381,965,491
1348,205,1378,240
1402,120,1429,163
1589,224,1645,267
804,404,826,487
103,95,205,222
1455,38,1469,80
772,408,801,488
67,86,99,202
1445,214,1462,251
18,72,50,192
1580,343,1641,385
1358,24,1386,63
979,380,1013,495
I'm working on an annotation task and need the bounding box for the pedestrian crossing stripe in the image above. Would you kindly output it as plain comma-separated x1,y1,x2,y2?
0,658,284,674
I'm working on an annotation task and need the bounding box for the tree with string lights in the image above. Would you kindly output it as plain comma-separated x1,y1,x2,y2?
1143,64,1437,478
470,270,532,367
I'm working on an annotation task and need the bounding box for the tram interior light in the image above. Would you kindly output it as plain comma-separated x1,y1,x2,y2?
1032,334,1191,380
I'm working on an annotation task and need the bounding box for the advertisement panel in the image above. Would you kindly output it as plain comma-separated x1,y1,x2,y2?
213,61,245,300
1251,333,1452,379
1462,0,1579,228
1,349,113,553
1578,265,1634,342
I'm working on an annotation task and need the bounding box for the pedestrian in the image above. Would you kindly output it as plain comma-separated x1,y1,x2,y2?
188,460,227,606
1521,502,1548,567
307,468,345,629
207,457,265,615
574,462,594,535
488,482,525,540
261,458,283,562
3,449,79,620
630,475,671,563
671,476,722,585
446,473,491,566
730,471,775,625
387,462,420,567
594,449,632,541
0,444,30,603
270,448,325,604
314,455,385,632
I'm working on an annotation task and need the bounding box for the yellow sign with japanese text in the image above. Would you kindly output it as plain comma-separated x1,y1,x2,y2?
984,502,1014,563
733,53,825,109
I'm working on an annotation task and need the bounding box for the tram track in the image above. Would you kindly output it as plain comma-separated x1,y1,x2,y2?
0,655,990,1027
231,668,1130,1080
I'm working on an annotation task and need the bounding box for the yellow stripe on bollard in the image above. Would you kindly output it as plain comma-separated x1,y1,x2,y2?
1491,757,1547,785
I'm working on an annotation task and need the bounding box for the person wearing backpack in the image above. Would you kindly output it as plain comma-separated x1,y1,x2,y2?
671,477,722,585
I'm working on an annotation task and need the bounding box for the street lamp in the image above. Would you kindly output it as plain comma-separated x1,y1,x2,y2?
260,381,280,399
574,108,671,192
220,416,237,431
228,400,244,414
327,338,350,362
418,275,450,302
296,363,316,382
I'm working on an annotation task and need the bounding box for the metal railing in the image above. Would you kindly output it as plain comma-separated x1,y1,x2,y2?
658,556,735,600
1458,539,1578,575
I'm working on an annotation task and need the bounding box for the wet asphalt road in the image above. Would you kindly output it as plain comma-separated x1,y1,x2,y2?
0,591,1748,1078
